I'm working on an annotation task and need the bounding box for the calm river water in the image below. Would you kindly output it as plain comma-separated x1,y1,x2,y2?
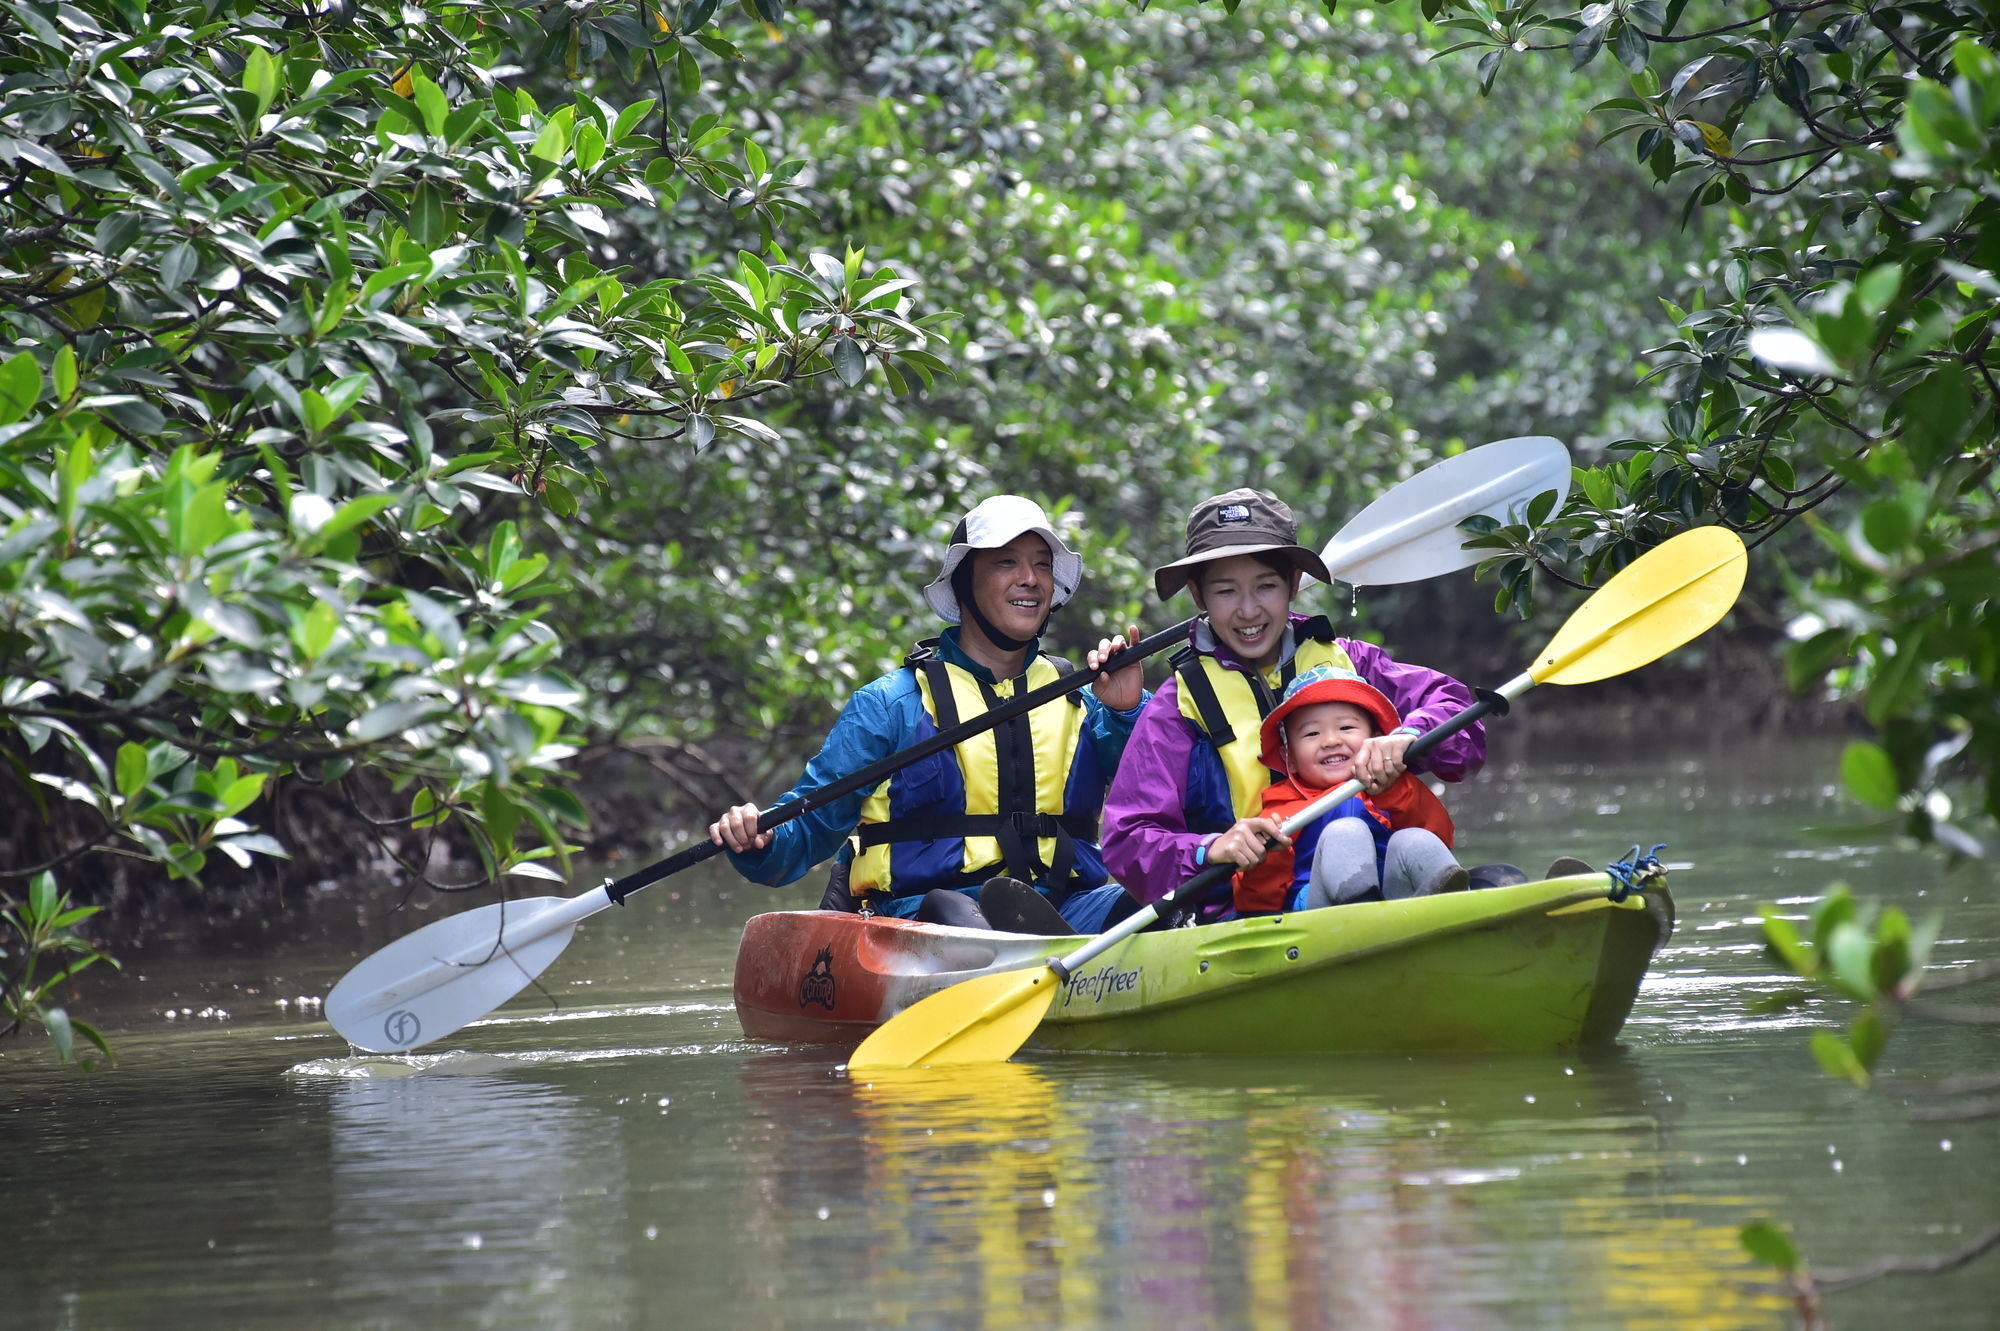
5,729,1998,1329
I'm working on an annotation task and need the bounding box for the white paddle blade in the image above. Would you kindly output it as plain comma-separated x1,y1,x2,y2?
325,888,612,1052
1320,435,1570,586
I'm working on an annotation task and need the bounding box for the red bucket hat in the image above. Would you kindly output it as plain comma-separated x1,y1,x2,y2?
1259,665,1401,773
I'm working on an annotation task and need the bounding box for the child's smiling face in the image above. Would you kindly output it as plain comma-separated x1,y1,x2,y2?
1284,700,1378,784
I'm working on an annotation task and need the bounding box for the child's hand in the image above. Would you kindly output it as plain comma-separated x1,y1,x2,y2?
1207,816,1287,868
1087,624,1144,711
1354,732,1415,792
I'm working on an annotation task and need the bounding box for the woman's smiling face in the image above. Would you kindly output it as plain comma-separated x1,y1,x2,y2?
1191,554,1299,670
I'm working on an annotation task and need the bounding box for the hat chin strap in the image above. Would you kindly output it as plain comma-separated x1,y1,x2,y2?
953,562,1045,654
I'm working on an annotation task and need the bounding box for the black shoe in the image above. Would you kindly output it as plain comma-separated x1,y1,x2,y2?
1415,865,1470,896
977,877,1078,936
1466,862,1529,889
1545,856,1596,879
916,888,992,930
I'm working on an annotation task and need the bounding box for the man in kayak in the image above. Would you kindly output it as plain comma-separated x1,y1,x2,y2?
709,495,1147,933
1233,665,1468,914
1101,487,1486,910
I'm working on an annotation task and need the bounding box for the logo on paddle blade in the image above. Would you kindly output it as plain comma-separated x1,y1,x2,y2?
383,1009,422,1047
799,947,837,1010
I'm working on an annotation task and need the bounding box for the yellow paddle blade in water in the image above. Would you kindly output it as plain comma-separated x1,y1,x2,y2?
847,965,1061,1072
1532,527,1748,686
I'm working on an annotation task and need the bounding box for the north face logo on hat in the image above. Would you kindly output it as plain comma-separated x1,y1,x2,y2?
1217,504,1252,525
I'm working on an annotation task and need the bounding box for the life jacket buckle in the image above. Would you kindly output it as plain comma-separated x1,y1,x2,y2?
1005,809,1047,839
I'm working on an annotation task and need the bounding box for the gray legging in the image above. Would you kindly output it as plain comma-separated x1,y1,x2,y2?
1305,818,1462,908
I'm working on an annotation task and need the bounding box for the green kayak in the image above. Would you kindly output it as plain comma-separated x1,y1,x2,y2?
733,872,1674,1055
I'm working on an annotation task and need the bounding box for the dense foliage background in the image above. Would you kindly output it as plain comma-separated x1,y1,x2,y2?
0,0,1682,939
3,0,1995,1121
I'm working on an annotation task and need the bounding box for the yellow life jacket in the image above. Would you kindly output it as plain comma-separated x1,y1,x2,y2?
1171,616,1355,818
851,644,1104,901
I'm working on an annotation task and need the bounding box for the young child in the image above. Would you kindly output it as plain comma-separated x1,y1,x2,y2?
1234,665,1468,913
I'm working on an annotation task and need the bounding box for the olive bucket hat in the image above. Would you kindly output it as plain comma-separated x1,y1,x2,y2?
1152,488,1332,600
923,495,1084,624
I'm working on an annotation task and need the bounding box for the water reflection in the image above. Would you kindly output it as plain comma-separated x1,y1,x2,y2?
16,733,1984,1328
311,1055,634,1327
727,1052,1787,1329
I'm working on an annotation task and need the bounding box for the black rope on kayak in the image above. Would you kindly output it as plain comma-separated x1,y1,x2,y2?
1606,843,1668,902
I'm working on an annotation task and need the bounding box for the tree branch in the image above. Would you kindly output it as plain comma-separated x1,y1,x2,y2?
1811,1225,2000,1293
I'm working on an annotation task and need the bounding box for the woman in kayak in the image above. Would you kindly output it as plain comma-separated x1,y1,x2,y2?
708,495,1146,934
1233,665,1467,913
1100,487,1485,910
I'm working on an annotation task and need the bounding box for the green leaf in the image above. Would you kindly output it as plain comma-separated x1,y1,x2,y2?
1840,741,1899,810
482,781,520,853
1810,887,1855,953
613,98,657,143
219,774,265,816
575,120,605,173
410,786,446,829
1759,907,1814,976
1907,910,1943,980
29,871,56,922
411,72,448,137
409,183,448,248
158,242,198,293
58,431,91,530
1862,626,1927,728
1824,920,1877,1001
1848,1008,1887,1072
1855,264,1901,318
242,45,279,122
1739,1221,1800,1270
51,344,76,401
45,1006,75,1063
1745,986,1815,1015
1810,1029,1869,1086
1896,366,1971,469
0,351,43,425
1477,48,1503,94
1571,22,1608,70
297,600,337,659
320,373,371,423
1870,907,1913,994
350,700,441,743
316,493,399,546
830,337,866,386
531,117,571,165
115,742,148,801
1613,22,1649,73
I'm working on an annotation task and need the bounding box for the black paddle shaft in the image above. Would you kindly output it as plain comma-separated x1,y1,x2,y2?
601,617,1198,904
1146,685,1513,921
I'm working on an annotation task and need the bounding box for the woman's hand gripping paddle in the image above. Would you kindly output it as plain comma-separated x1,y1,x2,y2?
324,437,1571,1054
845,525,1748,1072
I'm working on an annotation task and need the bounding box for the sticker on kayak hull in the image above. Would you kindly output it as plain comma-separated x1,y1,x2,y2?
1060,963,1141,1008
799,946,837,1010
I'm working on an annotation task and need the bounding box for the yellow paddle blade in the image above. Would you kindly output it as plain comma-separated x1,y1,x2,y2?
847,965,1060,1072
1532,526,1747,685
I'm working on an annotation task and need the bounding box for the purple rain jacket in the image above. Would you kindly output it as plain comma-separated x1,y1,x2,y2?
1100,615,1485,904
